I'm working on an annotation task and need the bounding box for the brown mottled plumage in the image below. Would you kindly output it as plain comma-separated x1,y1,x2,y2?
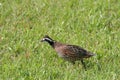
41,35,95,69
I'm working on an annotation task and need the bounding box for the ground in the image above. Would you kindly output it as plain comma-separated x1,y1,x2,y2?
0,0,120,80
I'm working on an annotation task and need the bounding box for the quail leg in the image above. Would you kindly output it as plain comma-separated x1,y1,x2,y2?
70,61,75,64
81,59,86,70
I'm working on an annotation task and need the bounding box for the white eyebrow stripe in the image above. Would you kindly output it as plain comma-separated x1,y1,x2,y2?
45,38,53,42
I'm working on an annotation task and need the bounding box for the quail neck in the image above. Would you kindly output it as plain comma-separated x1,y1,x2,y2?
46,39,54,46
45,38,55,48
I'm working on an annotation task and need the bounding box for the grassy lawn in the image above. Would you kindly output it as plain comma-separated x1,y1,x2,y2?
0,0,120,80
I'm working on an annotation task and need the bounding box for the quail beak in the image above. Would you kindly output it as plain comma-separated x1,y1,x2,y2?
40,39,45,42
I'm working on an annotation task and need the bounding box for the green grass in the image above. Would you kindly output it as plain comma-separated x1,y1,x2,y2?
0,0,120,80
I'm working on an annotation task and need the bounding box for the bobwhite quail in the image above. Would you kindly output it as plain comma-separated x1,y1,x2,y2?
41,35,95,69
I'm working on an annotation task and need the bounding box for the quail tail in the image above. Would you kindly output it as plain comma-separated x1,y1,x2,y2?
85,52,96,58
